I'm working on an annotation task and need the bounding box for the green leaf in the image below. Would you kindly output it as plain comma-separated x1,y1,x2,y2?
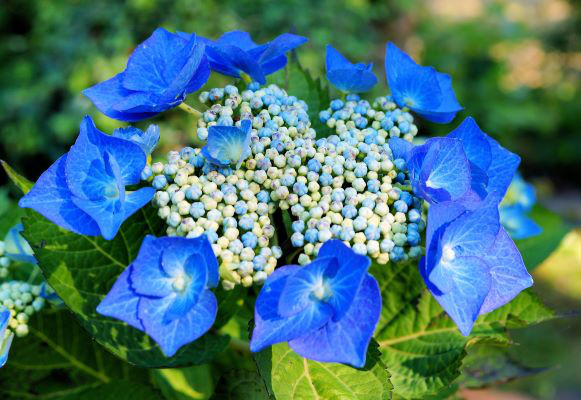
153,365,215,400
214,284,246,330
372,260,554,399
269,63,332,137
459,344,549,389
21,206,229,368
211,369,271,400
515,204,570,270
254,340,392,399
56,381,164,400
1,160,34,194
1,309,152,399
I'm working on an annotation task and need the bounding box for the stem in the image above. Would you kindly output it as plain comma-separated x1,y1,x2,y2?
240,73,253,85
178,102,203,117
229,337,251,354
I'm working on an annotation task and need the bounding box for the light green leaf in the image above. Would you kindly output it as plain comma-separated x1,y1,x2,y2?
56,380,164,400
211,369,271,400
21,206,229,368
372,260,554,399
516,204,570,270
1,160,34,194
254,340,392,399
153,365,215,400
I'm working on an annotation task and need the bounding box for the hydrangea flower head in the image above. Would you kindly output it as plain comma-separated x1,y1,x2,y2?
0,307,14,368
97,235,219,357
201,119,252,167
385,42,462,123
187,31,307,84
113,125,160,156
500,174,542,239
19,116,154,240
84,28,210,122
325,45,377,93
420,196,533,335
250,240,381,367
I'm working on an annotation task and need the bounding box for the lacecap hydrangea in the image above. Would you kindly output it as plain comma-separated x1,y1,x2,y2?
11,29,536,367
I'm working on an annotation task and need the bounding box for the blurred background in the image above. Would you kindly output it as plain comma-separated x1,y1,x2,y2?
0,0,579,398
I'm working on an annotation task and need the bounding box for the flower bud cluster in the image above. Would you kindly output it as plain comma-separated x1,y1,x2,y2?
149,84,426,289
319,94,418,142
0,242,9,279
0,281,44,338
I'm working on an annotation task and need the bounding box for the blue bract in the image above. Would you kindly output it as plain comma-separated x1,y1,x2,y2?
185,31,307,84
97,235,219,357
19,116,154,240
0,307,13,368
250,240,381,368
325,45,377,93
201,120,252,167
113,125,160,156
3,224,36,265
500,174,542,239
420,197,533,336
385,42,462,123
83,28,210,122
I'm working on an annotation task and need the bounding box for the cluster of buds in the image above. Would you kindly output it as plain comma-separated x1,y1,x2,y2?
0,281,45,338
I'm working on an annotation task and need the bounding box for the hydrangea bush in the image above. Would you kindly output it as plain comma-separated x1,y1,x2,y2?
0,28,563,399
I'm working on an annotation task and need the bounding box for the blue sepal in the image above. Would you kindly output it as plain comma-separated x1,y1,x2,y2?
325,45,377,93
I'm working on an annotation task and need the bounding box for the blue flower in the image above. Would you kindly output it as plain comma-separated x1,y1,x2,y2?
3,224,36,265
325,45,377,93
250,240,381,367
84,28,210,122
112,125,160,156
97,235,219,357
499,174,542,239
19,116,154,240
0,307,13,368
201,120,252,167
182,31,307,84
420,196,533,336
385,42,462,123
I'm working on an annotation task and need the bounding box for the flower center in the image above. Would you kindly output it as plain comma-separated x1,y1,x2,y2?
103,183,119,199
172,274,191,292
442,245,456,264
312,279,332,301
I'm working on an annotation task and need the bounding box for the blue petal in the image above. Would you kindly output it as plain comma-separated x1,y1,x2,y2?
415,73,463,123
409,137,471,204
83,74,159,122
0,308,14,368
289,274,381,368
216,31,258,50
139,289,217,357
479,228,533,314
447,117,492,172
317,240,371,320
201,120,252,166
326,45,377,93
388,137,414,162
123,28,191,93
500,205,542,240
208,44,266,83
163,254,208,323
129,235,173,298
113,125,160,156
124,187,155,221
441,195,500,257
3,224,36,264
0,308,10,336
430,256,491,336
385,43,442,112
18,154,101,236
258,33,308,66
96,265,144,331
255,265,301,321
250,299,333,352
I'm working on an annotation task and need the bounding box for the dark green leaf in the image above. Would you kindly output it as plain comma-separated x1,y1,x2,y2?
1,160,34,194
254,340,392,399
372,260,554,399
21,206,229,368
515,204,570,270
211,369,271,400
57,380,164,400
153,365,215,400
